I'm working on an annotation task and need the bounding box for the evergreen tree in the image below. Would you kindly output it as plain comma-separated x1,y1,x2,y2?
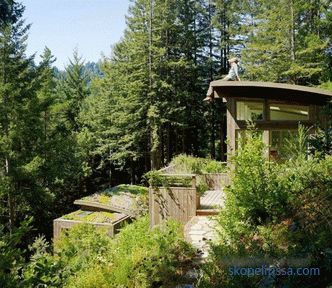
58,49,90,132
34,48,85,235
0,0,41,232
242,0,330,84
78,0,235,183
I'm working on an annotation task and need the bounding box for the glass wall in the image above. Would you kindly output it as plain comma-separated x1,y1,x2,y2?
269,104,309,120
236,101,264,121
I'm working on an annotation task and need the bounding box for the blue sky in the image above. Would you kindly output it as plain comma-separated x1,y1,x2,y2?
22,0,130,69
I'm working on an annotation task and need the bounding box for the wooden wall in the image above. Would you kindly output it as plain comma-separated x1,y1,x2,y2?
149,187,196,227
200,173,230,190
53,217,128,241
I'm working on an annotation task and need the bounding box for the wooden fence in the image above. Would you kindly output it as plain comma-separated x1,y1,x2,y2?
148,171,230,227
149,186,197,227
200,173,230,190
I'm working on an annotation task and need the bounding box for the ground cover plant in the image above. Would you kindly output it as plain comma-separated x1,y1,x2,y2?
62,210,123,223
77,184,149,217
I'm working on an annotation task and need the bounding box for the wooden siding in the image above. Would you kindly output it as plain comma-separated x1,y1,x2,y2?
200,173,230,190
149,187,196,227
200,190,225,209
53,214,129,241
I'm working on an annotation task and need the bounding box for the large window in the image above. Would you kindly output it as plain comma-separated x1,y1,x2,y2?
269,104,309,121
236,101,264,121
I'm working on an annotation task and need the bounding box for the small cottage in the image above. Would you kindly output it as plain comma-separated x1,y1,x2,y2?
206,81,332,159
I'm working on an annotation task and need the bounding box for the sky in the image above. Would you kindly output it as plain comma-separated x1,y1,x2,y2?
22,0,131,69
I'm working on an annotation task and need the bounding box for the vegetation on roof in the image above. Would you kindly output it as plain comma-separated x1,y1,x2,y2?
144,170,193,188
61,210,124,224
144,155,226,194
170,154,227,174
77,184,149,216
104,184,148,195
319,81,332,92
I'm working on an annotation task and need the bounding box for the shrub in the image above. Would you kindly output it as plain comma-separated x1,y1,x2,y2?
23,236,64,288
51,217,194,288
170,154,227,174
0,219,32,288
198,129,332,287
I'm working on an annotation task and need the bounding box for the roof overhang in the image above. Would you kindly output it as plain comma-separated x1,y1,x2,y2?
207,81,332,105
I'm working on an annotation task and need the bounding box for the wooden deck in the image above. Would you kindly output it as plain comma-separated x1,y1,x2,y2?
199,189,225,210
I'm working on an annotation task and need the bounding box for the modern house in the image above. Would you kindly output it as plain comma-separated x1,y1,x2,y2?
54,81,332,256
206,81,332,159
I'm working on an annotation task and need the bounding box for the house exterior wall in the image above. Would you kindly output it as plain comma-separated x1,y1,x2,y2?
224,95,327,159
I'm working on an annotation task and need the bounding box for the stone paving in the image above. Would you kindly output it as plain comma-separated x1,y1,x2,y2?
184,215,218,259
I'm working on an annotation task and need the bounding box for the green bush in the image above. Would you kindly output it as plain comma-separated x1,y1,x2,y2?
49,217,194,288
0,219,32,288
198,129,332,288
144,170,192,188
170,154,227,174
23,236,64,288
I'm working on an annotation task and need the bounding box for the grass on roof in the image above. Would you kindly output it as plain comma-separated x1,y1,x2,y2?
78,184,149,216
62,210,125,223
103,184,148,195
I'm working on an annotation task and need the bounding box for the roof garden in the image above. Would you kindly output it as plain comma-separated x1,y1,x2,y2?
74,184,149,217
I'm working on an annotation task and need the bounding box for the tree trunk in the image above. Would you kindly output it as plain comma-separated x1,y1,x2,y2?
5,157,14,234
290,0,295,61
210,104,216,159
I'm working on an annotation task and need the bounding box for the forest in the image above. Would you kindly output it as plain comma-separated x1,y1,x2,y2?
0,0,332,287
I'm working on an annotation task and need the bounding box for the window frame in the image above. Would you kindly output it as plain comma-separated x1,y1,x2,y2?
235,99,265,122
267,101,310,122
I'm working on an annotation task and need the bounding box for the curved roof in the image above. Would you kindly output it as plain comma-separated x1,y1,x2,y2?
207,81,332,103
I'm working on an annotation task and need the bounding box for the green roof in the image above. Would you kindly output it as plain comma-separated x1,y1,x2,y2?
74,184,149,217
61,209,128,224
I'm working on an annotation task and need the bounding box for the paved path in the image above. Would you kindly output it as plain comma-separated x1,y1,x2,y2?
184,216,218,259
179,190,224,286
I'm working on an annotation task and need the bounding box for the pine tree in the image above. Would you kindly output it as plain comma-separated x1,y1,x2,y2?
34,48,84,235
242,0,330,84
0,1,42,232
58,49,90,132
78,0,241,183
